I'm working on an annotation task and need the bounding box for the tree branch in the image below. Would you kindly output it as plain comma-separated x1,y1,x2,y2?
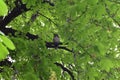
58,46,73,52
0,2,38,40
0,4,28,28
0,1,56,40
45,42,73,52
54,62,75,80
0,59,12,73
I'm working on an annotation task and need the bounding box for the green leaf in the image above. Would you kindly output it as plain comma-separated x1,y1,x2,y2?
0,42,9,61
94,4,105,19
95,41,107,55
88,0,98,5
0,35,15,50
0,0,8,16
86,67,99,80
22,0,36,8
23,72,38,80
100,58,114,72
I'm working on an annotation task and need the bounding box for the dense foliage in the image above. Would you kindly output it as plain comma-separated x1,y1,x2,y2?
0,0,120,80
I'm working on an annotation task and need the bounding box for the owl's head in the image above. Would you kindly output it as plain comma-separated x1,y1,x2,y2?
54,34,59,37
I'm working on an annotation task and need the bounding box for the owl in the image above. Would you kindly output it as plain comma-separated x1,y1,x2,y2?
53,34,60,48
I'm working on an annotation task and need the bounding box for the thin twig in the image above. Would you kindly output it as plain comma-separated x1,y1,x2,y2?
54,62,75,80
104,3,120,27
72,5,88,21
38,12,58,26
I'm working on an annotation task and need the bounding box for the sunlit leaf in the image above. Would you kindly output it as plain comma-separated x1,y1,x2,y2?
95,41,107,55
1,0,120,79
23,72,38,80
0,35,15,50
88,0,98,5
100,58,114,72
0,42,9,61
0,0,8,16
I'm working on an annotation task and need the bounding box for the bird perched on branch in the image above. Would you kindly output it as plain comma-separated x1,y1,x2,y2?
46,34,72,52
53,34,60,48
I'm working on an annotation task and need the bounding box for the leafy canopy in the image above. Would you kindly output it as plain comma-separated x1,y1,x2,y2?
0,0,120,80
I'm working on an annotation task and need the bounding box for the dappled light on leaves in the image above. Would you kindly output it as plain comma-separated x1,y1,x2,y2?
0,0,120,80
